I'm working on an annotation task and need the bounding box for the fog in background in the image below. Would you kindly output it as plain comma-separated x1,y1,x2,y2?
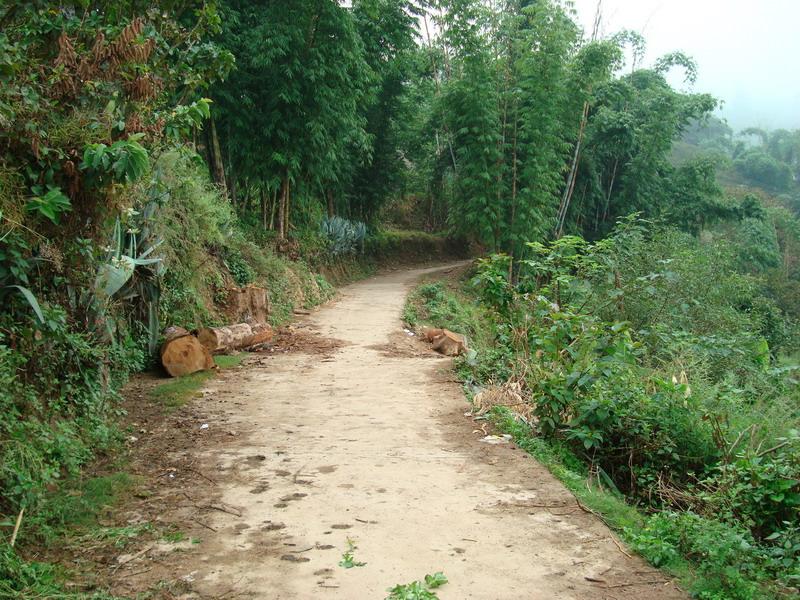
571,0,800,131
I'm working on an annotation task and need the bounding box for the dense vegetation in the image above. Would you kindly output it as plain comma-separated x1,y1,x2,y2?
1,0,798,597
409,213,799,597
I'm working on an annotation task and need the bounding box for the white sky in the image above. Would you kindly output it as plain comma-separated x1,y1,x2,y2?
570,0,800,131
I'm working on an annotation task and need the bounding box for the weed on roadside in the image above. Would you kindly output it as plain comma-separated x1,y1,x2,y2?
339,537,366,569
386,571,448,599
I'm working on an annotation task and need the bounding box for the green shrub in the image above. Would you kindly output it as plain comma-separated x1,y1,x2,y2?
461,220,800,594
701,445,800,538
221,246,255,287
0,306,138,514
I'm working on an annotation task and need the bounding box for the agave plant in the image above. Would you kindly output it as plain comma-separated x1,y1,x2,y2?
320,216,368,255
93,202,164,353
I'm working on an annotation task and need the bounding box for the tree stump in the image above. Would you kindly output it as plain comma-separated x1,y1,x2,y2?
160,328,215,377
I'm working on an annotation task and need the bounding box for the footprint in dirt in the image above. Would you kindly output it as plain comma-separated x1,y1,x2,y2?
317,465,337,474
249,481,270,494
280,554,310,563
280,492,308,502
330,523,352,530
244,455,267,468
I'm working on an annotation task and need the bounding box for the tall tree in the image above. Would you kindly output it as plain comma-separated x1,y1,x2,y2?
569,55,717,236
346,0,422,222
212,0,372,237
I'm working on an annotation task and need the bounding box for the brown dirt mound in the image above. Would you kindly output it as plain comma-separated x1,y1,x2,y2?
367,329,445,359
254,324,347,357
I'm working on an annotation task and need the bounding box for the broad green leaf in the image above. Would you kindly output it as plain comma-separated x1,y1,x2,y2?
8,284,44,322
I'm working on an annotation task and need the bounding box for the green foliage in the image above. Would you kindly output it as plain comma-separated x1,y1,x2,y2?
164,98,213,141
212,0,373,220
81,137,149,186
0,2,231,228
221,246,255,287
386,571,448,600
24,186,72,224
0,472,135,599
0,543,119,599
0,307,142,513
735,148,793,192
572,60,718,236
2,284,44,323
0,1,231,546
702,443,800,539
434,218,800,596
628,512,797,598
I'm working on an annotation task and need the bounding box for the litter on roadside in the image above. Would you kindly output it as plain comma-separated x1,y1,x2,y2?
479,434,512,444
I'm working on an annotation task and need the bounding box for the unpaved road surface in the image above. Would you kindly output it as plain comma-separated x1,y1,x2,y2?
128,265,686,599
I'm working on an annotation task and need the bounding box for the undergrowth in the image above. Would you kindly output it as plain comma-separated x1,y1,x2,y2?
0,472,135,599
405,231,800,600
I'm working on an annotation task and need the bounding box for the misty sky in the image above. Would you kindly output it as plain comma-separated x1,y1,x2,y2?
571,0,800,131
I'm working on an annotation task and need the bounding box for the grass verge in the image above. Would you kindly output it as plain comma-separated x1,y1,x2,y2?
150,354,247,410
1,354,247,599
1,473,136,599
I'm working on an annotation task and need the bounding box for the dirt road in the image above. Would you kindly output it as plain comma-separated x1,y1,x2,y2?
129,265,686,599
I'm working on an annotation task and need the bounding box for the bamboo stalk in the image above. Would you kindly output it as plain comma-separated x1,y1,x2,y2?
10,507,24,547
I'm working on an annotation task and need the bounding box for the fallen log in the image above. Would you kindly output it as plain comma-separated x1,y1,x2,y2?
247,323,274,347
421,326,444,343
197,322,274,354
160,328,214,377
431,329,468,357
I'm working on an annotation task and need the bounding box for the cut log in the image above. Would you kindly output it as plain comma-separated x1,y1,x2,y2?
160,334,214,377
247,323,274,347
197,324,253,353
421,326,444,343
197,322,274,354
431,329,468,357
163,325,190,342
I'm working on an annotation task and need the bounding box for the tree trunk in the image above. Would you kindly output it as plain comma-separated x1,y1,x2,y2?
229,171,238,211
227,121,237,208
261,187,268,230
326,189,335,218
208,115,228,197
277,175,287,240
555,100,590,239
270,188,278,230
283,176,291,237
197,323,274,354
601,158,619,226
508,108,519,283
